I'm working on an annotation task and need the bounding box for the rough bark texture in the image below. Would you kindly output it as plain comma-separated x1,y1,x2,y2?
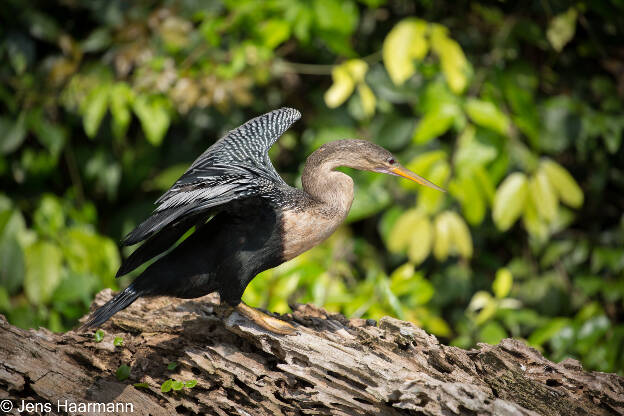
1,289,623,415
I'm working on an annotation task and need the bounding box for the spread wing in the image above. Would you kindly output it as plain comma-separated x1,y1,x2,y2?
117,107,301,276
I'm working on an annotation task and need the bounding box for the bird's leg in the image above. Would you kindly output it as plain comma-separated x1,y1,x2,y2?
234,302,296,335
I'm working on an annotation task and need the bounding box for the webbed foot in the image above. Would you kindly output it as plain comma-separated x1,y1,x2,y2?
234,302,296,335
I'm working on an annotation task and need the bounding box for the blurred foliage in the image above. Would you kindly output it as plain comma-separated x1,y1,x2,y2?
1,0,623,375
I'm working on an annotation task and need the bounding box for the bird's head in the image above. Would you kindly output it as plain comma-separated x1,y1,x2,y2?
315,139,445,192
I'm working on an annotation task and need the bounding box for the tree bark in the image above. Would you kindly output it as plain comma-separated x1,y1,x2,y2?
1,289,622,416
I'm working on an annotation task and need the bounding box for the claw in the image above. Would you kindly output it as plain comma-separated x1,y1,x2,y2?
234,302,296,335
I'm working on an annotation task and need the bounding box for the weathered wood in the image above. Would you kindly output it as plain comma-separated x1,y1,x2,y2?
1,289,622,415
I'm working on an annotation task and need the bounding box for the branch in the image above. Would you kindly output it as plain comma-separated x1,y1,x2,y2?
1,289,622,415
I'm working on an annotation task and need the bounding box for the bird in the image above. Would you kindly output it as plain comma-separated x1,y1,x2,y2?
82,107,444,334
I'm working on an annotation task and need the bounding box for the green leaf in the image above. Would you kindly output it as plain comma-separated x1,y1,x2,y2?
94,329,105,343
492,173,529,231
133,382,150,389
324,65,355,109
167,361,178,370
449,175,485,226
133,95,171,146
116,364,131,381
259,19,291,49
109,83,134,140
479,321,507,345
433,212,451,261
387,209,422,253
82,85,109,139
465,98,510,136
413,107,456,144
529,170,558,222
429,24,470,94
161,379,173,392
445,211,473,259
528,318,569,346
382,19,428,85
172,380,185,391
546,8,577,52
313,0,359,35
185,379,198,388
0,114,27,154
541,159,583,208
492,268,513,299
357,83,376,117
407,215,432,265
24,241,63,305
114,336,124,347
0,235,25,295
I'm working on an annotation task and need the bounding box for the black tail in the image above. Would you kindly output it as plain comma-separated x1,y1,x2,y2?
81,285,140,329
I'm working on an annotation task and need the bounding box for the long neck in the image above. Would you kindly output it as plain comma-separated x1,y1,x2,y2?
301,149,354,215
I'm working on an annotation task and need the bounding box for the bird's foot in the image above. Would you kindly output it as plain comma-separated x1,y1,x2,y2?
234,302,296,335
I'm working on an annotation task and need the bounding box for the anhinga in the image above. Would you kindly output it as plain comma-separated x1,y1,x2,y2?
83,108,443,334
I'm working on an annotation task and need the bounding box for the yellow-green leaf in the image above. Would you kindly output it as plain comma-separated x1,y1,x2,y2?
387,209,422,253
446,211,473,259
344,59,368,83
133,95,171,146
529,170,558,222
541,159,583,208
413,105,456,144
407,215,432,265
382,19,428,86
523,195,549,242
429,24,469,94
324,65,355,108
492,172,528,231
546,8,577,52
433,212,451,260
24,241,63,304
357,83,376,117
465,98,510,136
82,85,109,139
492,268,513,299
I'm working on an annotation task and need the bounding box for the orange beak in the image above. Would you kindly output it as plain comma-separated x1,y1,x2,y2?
389,165,446,192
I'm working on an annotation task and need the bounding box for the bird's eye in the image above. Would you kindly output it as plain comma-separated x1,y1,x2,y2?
387,158,396,165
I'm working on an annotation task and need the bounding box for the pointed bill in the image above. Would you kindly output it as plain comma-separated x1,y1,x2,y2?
390,165,446,192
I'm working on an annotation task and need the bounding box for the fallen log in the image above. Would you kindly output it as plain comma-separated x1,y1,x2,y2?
1,289,622,415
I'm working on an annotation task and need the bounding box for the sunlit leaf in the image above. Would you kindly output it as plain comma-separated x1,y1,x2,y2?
492,172,528,231
541,159,583,208
413,106,456,144
133,95,171,146
24,241,63,305
357,83,376,117
479,321,507,345
429,24,469,94
529,170,558,222
446,211,473,259
407,215,432,265
433,212,451,260
387,209,422,253
259,19,291,48
528,318,569,347
492,268,513,299
110,83,134,140
465,98,510,136
82,85,109,139
324,65,355,108
313,0,359,35
382,19,428,85
546,8,577,52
